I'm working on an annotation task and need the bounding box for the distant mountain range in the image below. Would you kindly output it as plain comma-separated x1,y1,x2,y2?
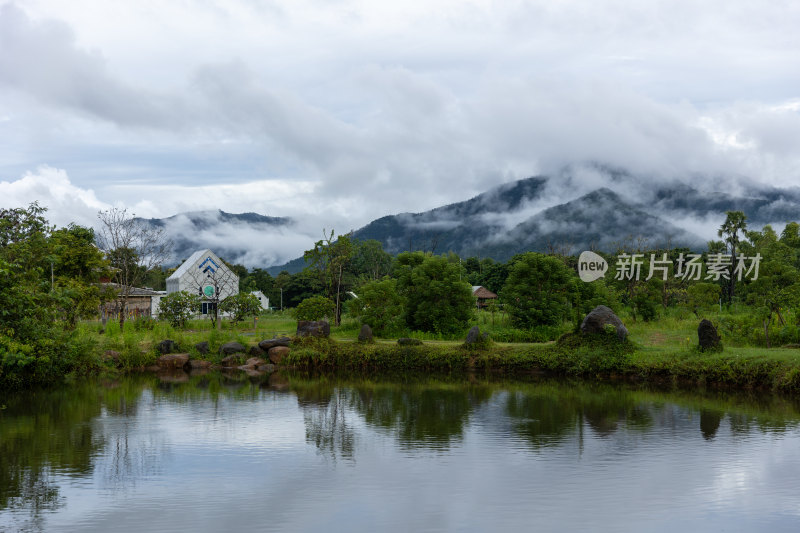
138,210,292,266
138,171,800,274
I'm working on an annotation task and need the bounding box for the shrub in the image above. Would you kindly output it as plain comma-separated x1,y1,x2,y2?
158,291,201,328
294,295,335,322
348,277,405,336
395,252,474,334
220,292,262,323
501,253,581,328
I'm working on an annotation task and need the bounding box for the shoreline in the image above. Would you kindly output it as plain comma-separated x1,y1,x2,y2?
6,331,800,394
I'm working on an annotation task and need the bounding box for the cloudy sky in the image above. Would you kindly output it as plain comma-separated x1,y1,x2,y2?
1,0,799,262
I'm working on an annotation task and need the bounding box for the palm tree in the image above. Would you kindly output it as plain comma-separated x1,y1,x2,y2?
717,211,747,303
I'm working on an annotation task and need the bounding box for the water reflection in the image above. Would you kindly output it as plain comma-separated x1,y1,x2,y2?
0,385,105,531
501,383,658,450
700,410,723,440
350,382,493,448
2,374,800,531
296,382,356,461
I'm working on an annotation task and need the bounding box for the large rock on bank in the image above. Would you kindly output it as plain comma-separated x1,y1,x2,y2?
698,319,722,352
219,341,246,355
258,336,292,351
296,320,330,338
194,341,209,355
580,305,628,341
156,353,189,369
358,324,373,343
268,346,291,364
158,339,179,354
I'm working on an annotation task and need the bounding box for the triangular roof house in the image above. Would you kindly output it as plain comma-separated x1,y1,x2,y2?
167,249,239,302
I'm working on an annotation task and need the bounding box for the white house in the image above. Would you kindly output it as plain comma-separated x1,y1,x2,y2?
251,290,271,311
167,249,239,316
150,291,168,317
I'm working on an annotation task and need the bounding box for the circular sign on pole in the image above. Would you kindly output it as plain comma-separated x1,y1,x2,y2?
203,285,215,298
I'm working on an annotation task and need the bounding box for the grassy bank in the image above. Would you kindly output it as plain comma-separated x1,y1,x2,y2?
283,330,800,393
6,310,800,393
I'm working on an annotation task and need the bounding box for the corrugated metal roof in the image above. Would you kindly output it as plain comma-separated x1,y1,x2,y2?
101,283,162,296
167,249,210,280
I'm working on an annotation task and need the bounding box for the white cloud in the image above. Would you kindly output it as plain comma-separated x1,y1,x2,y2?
0,165,108,227
0,0,799,261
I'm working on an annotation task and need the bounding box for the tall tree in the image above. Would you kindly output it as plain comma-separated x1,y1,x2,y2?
49,224,111,326
304,230,354,325
717,210,747,304
501,252,581,328
97,208,171,328
395,252,474,334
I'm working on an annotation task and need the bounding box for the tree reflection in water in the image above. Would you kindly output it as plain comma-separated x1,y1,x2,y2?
295,380,356,461
3,373,800,530
0,384,105,531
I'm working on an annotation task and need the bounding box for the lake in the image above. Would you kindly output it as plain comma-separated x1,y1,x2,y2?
2,371,800,532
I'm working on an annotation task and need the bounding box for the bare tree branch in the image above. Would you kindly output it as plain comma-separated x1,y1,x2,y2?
97,207,172,327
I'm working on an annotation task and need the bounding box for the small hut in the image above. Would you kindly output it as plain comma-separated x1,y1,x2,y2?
472,286,498,309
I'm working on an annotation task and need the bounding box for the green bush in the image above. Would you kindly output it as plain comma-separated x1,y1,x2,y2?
395,252,474,334
633,294,657,322
158,291,201,328
348,277,405,336
550,331,635,374
294,295,335,322
501,253,581,328
220,292,262,323
133,316,155,331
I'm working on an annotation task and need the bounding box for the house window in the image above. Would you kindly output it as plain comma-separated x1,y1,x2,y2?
201,302,217,315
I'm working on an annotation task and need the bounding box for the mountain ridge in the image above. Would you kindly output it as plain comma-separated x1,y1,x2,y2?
135,172,800,274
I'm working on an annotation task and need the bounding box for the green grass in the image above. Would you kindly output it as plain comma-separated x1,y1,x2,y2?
20,307,800,394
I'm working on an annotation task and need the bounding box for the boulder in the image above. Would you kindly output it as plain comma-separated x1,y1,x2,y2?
103,350,121,364
268,346,291,364
397,338,423,346
258,336,292,351
464,326,481,345
580,305,628,341
249,345,266,357
239,357,265,370
698,319,722,352
158,339,179,354
156,353,190,369
219,341,246,355
296,320,330,338
187,359,212,369
220,354,244,367
257,363,277,373
358,324,373,343
194,341,210,355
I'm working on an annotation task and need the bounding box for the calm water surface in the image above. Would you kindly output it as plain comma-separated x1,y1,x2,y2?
2,372,800,532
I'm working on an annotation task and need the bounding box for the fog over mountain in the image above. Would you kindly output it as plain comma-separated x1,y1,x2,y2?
1,2,799,268
134,165,800,272
137,210,293,267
